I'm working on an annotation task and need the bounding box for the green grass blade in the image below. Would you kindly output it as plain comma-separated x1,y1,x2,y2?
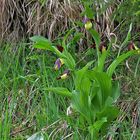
117,23,132,57
62,28,74,49
89,29,101,62
107,50,137,77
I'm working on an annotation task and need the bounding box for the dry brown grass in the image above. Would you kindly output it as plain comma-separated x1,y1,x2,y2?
0,0,121,43
0,0,82,42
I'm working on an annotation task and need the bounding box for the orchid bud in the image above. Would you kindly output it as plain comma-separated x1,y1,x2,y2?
99,42,107,53
54,58,64,70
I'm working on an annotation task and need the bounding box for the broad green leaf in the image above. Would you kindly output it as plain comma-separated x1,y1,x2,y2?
91,89,102,112
72,90,93,124
81,77,91,96
30,36,48,43
88,117,107,138
75,61,94,91
27,132,44,140
30,36,53,51
46,87,72,97
107,50,137,77
97,106,119,122
76,76,91,115
72,62,94,124
105,97,114,106
87,71,112,104
97,106,119,134
30,36,66,58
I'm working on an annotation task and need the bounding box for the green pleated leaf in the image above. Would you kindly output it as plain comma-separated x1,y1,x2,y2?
75,61,94,92
96,106,119,134
87,71,112,103
71,90,93,124
88,117,107,138
97,106,119,125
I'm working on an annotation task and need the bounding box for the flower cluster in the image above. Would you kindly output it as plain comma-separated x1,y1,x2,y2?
54,46,70,80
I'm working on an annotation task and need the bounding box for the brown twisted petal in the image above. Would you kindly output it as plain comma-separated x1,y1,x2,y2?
99,42,107,52
56,45,64,53
128,42,135,50
90,42,96,49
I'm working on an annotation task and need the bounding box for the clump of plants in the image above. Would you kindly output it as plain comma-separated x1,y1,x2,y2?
30,22,140,139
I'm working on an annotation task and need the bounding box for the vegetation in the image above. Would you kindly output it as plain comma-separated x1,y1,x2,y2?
0,0,140,139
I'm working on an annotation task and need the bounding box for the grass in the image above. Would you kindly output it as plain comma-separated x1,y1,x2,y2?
0,42,73,139
0,41,140,140
0,0,81,42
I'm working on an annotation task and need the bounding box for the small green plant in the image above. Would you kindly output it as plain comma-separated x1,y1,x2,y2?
30,24,140,139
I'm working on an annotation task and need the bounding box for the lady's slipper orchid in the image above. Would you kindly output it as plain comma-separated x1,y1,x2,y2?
85,21,92,30
83,17,92,30
57,69,70,80
54,58,64,70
